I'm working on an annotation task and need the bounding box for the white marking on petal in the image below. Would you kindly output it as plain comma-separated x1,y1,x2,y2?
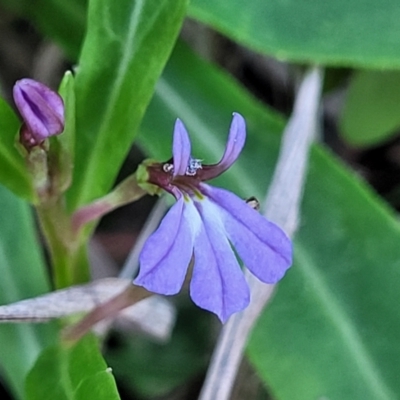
185,157,203,176
183,197,203,238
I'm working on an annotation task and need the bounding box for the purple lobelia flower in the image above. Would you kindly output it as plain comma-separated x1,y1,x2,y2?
13,78,64,149
134,113,292,322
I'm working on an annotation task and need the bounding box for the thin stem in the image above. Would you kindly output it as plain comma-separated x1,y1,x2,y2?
199,67,323,400
71,174,147,234
63,284,152,342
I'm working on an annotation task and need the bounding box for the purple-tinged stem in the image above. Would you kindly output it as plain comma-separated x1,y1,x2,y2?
72,174,147,235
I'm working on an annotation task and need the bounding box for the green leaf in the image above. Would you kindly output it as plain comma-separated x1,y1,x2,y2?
0,185,54,399
7,0,400,71
0,98,36,201
340,70,400,146
140,42,400,398
188,0,400,68
66,0,188,210
248,147,400,399
25,334,120,400
49,71,76,193
74,371,120,400
58,72,76,165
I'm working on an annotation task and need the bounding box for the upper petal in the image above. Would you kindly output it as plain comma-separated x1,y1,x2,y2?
218,112,246,171
172,119,191,176
199,113,246,180
202,184,292,283
190,198,250,322
134,197,200,294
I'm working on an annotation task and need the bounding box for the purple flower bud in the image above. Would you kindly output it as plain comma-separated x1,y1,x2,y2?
13,79,64,148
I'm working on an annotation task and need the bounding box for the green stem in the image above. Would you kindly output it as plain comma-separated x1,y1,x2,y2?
36,171,148,288
36,200,90,289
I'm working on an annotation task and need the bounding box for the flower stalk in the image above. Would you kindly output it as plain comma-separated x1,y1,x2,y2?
71,173,147,235
26,146,50,200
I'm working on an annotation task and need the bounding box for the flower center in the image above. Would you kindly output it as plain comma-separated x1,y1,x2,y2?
186,157,203,176
147,157,205,199
162,156,203,177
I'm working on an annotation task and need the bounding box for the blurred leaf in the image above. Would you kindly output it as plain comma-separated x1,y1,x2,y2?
0,98,35,201
0,0,87,59
140,43,400,398
0,185,55,399
6,0,400,69
0,278,175,342
188,0,400,68
74,371,120,400
66,0,187,210
25,334,120,400
0,278,131,321
340,70,400,146
106,304,212,398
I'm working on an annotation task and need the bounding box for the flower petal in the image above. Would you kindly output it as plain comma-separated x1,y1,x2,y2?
135,197,200,294
172,119,191,176
202,184,292,283
13,79,64,141
218,112,246,170
199,113,246,180
191,198,250,322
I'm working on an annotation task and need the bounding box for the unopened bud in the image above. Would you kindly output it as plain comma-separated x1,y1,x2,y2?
13,79,64,149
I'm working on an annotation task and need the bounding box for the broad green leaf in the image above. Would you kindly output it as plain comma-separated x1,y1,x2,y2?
340,70,400,146
7,0,400,69
248,147,400,399
25,334,120,400
0,0,87,60
66,0,188,210
0,185,54,399
0,98,35,201
188,0,400,68
139,43,400,397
